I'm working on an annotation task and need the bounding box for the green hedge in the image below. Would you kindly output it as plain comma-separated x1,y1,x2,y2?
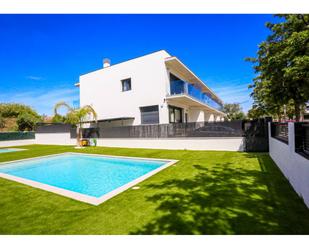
0,132,35,141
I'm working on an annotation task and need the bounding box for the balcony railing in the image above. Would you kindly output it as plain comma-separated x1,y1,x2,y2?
169,80,222,111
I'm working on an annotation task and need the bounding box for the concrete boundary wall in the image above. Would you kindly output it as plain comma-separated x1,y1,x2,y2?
1,133,244,151
34,135,244,151
35,133,76,146
0,139,36,147
96,137,244,151
269,122,309,208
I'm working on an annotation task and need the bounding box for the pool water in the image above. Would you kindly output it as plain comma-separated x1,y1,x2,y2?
0,153,168,198
0,148,25,153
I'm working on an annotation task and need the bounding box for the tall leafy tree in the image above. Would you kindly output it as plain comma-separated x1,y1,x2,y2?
247,14,309,121
222,103,246,120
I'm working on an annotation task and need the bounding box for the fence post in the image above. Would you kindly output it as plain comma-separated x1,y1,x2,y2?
288,122,295,155
268,122,271,150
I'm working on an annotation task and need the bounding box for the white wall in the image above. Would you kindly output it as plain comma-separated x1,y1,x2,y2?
188,109,205,122
1,132,243,151
0,139,35,147
79,50,171,125
35,133,76,145
269,122,309,208
96,137,244,151
79,50,225,125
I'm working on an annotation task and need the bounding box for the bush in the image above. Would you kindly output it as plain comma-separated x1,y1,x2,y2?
0,103,40,118
16,113,41,131
0,114,5,128
51,114,66,123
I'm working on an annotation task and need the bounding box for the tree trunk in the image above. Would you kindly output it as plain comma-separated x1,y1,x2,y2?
294,102,300,122
277,109,282,122
76,126,81,147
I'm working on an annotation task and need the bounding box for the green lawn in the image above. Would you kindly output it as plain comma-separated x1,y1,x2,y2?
0,144,309,235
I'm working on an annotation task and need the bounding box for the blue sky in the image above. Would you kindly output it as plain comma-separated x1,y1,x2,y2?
0,14,275,115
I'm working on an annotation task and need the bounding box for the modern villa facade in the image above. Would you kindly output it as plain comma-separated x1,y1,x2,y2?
76,50,225,128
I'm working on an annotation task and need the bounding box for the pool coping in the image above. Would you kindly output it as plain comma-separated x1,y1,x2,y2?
0,152,178,206
0,148,27,152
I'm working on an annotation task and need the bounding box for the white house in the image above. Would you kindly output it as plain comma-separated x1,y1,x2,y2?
76,50,225,128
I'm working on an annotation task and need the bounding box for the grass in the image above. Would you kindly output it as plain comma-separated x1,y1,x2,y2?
0,144,309,234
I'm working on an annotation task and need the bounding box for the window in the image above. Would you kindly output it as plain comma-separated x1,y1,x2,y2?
140,105,159,124
169,105,183,123
121,78,131,91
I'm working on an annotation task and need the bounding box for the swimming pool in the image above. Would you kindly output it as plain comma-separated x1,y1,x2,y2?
0,153,177,205
0,148,26,153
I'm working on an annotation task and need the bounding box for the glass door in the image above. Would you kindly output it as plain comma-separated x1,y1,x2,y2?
168,105,183,123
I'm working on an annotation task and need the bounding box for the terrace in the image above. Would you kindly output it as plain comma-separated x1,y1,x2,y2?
169,79,223,111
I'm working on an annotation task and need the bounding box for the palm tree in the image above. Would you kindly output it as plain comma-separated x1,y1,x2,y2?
53,101,98,147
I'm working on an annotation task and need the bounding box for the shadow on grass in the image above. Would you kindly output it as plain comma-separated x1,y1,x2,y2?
131,153,309,235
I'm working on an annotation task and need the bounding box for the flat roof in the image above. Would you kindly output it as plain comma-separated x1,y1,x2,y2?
79,50,170,77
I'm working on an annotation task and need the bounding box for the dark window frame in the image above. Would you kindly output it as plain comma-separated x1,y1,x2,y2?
140,105,160,125
121,78,132,92
168,105,183,123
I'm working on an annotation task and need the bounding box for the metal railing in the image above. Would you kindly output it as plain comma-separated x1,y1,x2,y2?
34,118,272,152
271,122,289,144
169,80,223,111
295,122,309,159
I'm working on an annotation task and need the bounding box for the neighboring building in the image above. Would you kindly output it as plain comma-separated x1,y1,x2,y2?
75,50,225,128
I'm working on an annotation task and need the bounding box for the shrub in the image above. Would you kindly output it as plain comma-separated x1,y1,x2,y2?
51,114,66,123
0,103,40,118
0,114,5,128
16,113,41,131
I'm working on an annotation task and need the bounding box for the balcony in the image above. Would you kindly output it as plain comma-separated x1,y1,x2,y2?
169,80,223,111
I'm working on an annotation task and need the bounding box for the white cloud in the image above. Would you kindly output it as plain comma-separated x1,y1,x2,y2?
0,87,79,115
26,75,44,81
209,81,253,113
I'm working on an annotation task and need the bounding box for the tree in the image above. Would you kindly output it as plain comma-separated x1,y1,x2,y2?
246,14,309,121
51,113,66,123
222,103,246,120
247,105,266,120
0,103,40,118
0,114,5,128
16,112,41,131
54,101,97,147
0,103,42,131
